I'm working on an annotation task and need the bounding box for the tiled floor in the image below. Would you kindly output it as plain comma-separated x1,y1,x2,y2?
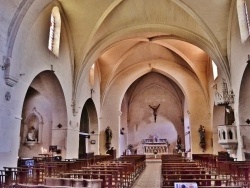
132,160,162,188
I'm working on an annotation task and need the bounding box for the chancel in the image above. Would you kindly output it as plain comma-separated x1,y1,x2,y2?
1,1,250,187
142,135,169,157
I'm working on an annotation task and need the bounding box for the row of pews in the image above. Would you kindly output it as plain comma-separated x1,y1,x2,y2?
161,154,244,188
0,154,146,188
193,154,250,188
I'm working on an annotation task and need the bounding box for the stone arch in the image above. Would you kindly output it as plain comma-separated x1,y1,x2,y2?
123,72,185,155
19,70,67,158
100,60,211,156
238,62,250,152
3,0,74,87
79,98,99,157
239,63,250,124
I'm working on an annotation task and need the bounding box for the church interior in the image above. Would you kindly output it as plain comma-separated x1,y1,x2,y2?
1,0,250,187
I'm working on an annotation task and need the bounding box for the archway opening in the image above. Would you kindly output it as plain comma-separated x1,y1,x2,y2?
79,98,98,158
19,71,67,159
120,72,187,157
239,63,250,153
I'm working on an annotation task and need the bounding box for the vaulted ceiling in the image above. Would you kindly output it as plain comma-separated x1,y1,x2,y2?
57,0,233,100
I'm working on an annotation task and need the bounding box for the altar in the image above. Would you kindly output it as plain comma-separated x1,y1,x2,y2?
142,135,169,156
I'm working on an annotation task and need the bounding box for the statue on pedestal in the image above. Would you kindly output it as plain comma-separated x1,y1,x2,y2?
198,125,206,151
105,126,112,150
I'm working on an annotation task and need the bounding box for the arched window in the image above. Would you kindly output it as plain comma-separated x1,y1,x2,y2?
237,0,250,43
212,60,218,80
245,0,250,31
89,63,95,88
48,6,61,57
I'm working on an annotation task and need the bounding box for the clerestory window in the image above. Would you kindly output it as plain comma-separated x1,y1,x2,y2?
237,0,250,43
48,6,61,57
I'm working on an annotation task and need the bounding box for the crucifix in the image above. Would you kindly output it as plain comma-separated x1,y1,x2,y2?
149,104,160,122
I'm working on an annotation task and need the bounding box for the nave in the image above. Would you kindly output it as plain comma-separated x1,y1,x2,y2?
1,152,250,188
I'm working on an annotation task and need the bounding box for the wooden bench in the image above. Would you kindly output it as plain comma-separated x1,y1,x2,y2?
45,177,102,188
74,169,122,187
162,186,241,188
162,173,218,180
61,172,113,188
17,184,70,188
84,165,129,186
163,178,227,186
12,154,145,188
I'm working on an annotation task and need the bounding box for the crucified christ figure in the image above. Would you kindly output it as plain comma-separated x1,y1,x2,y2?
149,104,160,122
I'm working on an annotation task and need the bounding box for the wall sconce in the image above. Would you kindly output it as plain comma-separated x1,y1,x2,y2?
57,124,62,129
120,128,125,135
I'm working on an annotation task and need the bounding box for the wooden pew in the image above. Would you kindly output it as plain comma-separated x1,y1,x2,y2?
192,154,217,172
191,153,250,187
0,170,6,187
84,164,130,186
161,154,230,187
13,154,145,188
163,178,227,186
44,177,101,188
162,186,241,188
75,169,121,187
60,172,113,188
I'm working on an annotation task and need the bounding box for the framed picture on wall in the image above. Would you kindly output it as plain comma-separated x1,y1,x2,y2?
90,140,96,144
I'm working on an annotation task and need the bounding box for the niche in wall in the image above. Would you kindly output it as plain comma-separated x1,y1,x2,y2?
22,107,43,147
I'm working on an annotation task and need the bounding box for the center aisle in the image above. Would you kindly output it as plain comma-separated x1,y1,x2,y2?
132,159,162,188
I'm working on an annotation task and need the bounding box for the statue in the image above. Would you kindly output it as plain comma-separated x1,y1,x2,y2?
225,105,235,125
105,126,112,149
198,125,206,151
149,104,160,122
26,126,37,141
176,135,182,152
